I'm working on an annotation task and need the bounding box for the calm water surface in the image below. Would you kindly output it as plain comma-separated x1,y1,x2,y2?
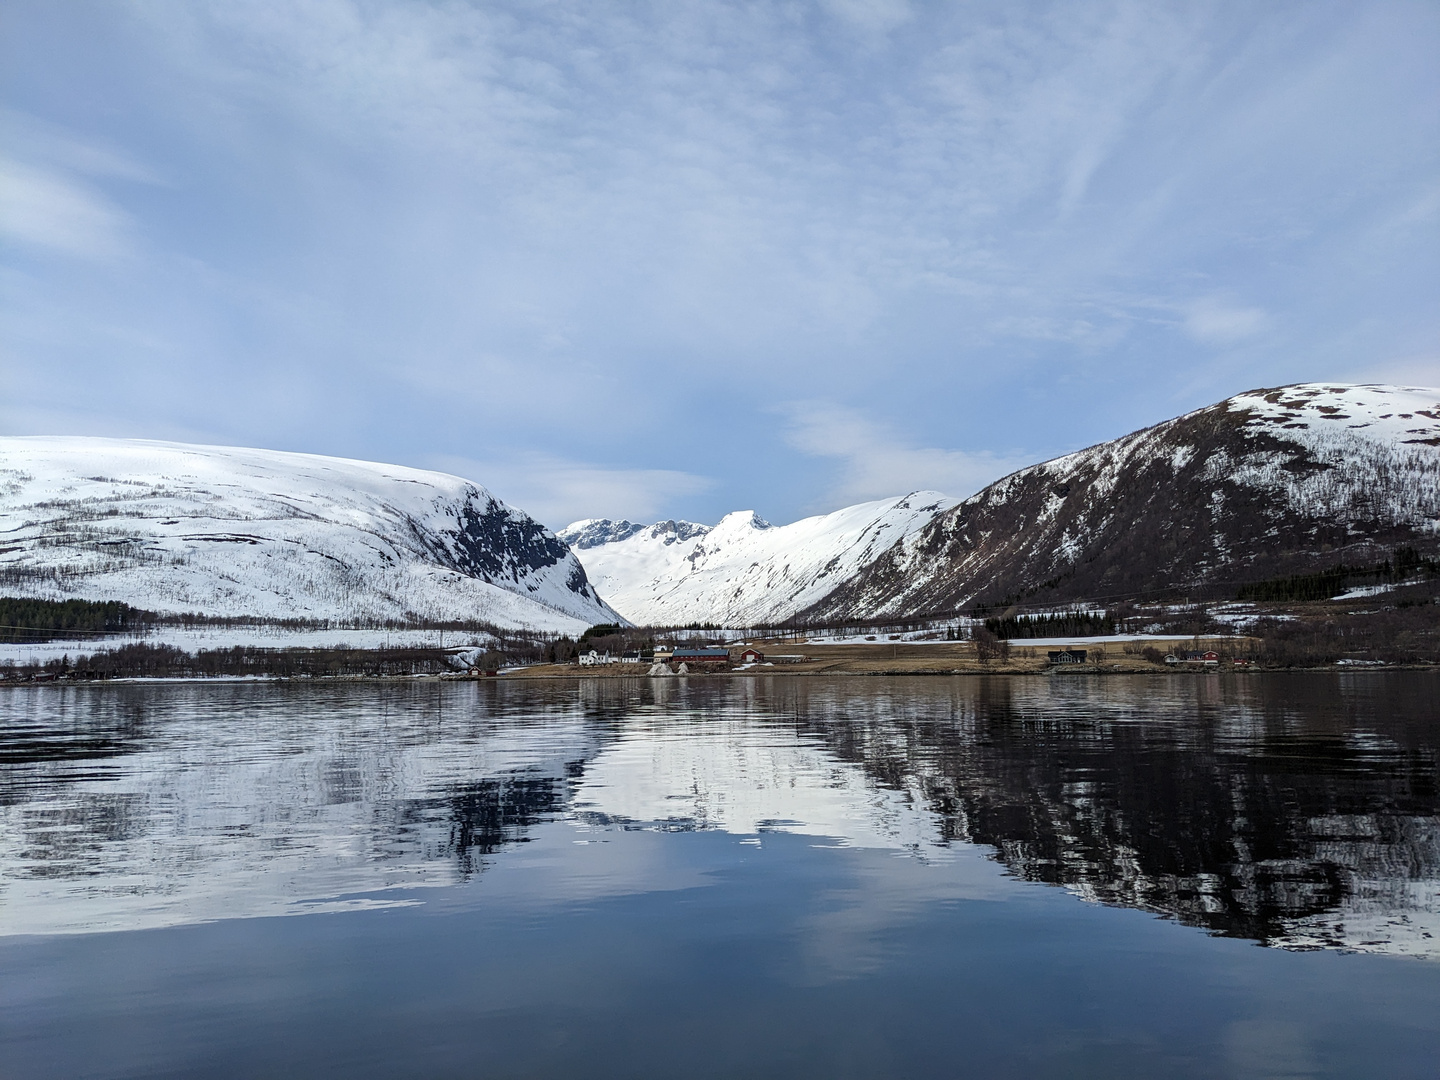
1,673,1438,1078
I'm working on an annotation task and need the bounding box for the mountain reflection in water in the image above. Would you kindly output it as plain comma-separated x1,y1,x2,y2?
794,675,1440,955
0,674,1436,956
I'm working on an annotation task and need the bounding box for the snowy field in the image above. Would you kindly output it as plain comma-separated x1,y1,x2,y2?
0,625,497,667
796,632,1211,647
985,634,1214,648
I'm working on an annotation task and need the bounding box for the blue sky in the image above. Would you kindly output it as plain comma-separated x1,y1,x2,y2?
2,1,1437,528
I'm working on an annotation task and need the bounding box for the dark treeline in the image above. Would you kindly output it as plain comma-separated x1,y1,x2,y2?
984,611,1117,640
0,596,155,643
764,613,949,637
1237,547,1440,603
544,623,658,664
0,594,546,641
1249,603,1440,666
542,622,749,664
2,643,458,680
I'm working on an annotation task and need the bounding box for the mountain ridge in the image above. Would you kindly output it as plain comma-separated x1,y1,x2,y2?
7,382,1433,634
800,383,1440,620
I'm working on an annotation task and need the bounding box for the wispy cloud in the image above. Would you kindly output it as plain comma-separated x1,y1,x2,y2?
0,158,133,260
0,110,158,261
1,108,160,184
1183,297,1269,344
426,453,714,530
1353,354,1440,389
820,0,913,36
2,2,1436,525
781,402,1030,507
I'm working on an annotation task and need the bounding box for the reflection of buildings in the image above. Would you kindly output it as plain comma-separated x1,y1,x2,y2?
2,675,1438,957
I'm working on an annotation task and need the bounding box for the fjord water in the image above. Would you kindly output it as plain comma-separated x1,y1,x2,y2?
2,675,1438,1078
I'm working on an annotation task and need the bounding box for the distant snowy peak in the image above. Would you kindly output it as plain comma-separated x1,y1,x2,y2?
802,383,1440,620
561,491,957,626
560,517,710,550
559,512,777,555
0,437,619,631
714,510,773,531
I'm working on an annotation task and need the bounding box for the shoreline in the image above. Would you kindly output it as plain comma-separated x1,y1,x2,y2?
3,662,1435,686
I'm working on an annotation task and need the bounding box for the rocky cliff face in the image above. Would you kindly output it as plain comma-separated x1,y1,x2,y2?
801,384,1440,619
0,437,619,631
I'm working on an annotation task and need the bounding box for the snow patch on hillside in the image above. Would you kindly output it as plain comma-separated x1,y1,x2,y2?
1232,383,1440,446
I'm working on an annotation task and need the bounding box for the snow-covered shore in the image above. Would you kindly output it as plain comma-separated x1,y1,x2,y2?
0,624,497,666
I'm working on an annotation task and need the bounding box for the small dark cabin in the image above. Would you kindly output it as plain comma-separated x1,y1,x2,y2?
672,647,730,664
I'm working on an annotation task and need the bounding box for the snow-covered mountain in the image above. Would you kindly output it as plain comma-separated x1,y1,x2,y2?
802,384,1440,620
0,437,619,632
558,492,957,626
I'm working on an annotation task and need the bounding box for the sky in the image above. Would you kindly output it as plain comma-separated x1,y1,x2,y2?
2,1,1437,529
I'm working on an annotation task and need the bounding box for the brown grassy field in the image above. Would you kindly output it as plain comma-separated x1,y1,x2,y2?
495,636,1255,678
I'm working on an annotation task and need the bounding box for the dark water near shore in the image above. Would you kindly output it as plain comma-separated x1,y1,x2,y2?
1,673,1438,1078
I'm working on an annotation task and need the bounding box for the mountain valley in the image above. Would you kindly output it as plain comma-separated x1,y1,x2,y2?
558,492,956,626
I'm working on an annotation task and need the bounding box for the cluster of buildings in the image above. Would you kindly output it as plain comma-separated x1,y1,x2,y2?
576,646,731,668
1047,648,1251,668
1162,650,1255,667
574,646,807,669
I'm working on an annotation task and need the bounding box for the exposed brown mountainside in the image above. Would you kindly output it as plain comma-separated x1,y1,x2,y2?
800,383,1440,618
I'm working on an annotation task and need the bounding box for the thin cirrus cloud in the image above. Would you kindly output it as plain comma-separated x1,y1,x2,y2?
427,453,714,531
780,402,1032,508
0,110,157,261
821,0,914,35
0,158,132,261
1182,298,1270,345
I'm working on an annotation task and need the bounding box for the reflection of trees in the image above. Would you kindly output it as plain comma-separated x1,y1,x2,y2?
389,771,573,879
10,793,151,878
789,675,1440,944
5,675,1437,946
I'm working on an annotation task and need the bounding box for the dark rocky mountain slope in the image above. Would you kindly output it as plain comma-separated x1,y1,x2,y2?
801,383,1440,619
